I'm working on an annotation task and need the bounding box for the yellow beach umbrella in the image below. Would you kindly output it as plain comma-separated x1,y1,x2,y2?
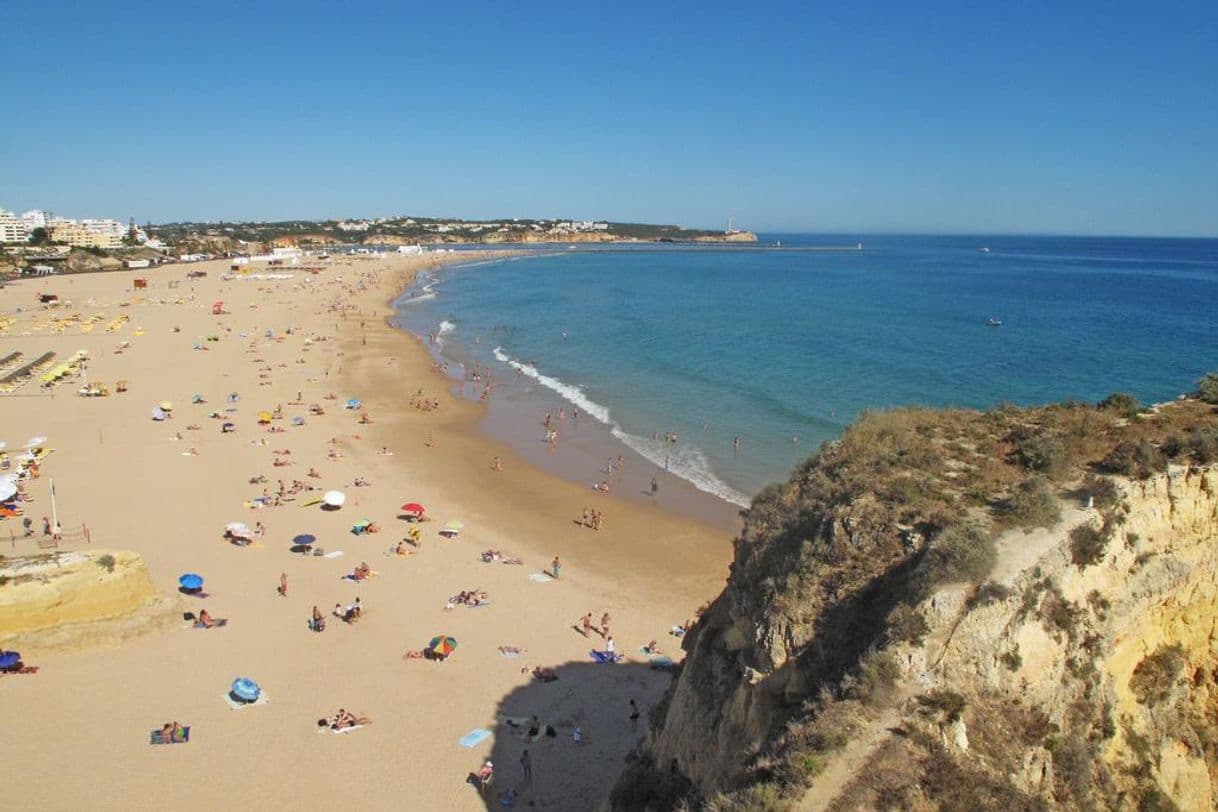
160,400,174,411
257,410,273,424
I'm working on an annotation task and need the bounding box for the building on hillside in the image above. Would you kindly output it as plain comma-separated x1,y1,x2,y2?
20,210,52,231
0,209,29,243
396,245,423,255
50,221,122,249
81,219,125,239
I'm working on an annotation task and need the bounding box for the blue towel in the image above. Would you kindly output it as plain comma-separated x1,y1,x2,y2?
590,650,621,663
458,728,491,748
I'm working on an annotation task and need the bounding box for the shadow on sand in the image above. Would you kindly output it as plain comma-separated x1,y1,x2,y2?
466,658,674,809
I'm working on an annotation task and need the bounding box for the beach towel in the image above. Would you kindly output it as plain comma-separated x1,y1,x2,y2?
590,650,622,664
319,722,370,734
150,726,190,745
528,573,553,583
322,550,345,559
458,728,491,748
185,618,229,629
497,647,524,659
222,692,269,710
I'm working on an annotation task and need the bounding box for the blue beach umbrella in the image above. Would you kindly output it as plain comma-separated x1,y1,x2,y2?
0,651,21,670
179,573,204,591
230,677,260,703
346,398,361,409
292,534,316,547
291,416,305,426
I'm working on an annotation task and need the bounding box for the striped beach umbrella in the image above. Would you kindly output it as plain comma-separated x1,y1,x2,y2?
428,636,457,658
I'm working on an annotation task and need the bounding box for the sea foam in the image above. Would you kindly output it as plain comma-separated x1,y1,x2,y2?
436,320,456,349
492,347,750,507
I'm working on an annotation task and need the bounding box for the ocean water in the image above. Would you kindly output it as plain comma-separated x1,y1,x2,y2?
392,235,1218,506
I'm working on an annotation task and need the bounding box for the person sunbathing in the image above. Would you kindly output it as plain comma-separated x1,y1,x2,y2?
402,649,425,660
195,609,217,628
645,640,663,655
307,467,321,478
393,541,411,556
365,522,379,534
481,550,501,563
353,562,371,580
532,666,558,682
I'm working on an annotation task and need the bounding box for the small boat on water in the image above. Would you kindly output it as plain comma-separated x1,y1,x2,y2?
986,318,1003,327
979,247,991,253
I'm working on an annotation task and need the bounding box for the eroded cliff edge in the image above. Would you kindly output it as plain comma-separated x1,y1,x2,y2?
612,393,1218,811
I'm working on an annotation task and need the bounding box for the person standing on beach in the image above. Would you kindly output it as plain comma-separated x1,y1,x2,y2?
278,572,287,597
551,556,561,579
42,516,51,536
581,613,593,637
520,749,532,785
629,699,640,725
600,612,611,638
651,477,658,496
493,456,502,471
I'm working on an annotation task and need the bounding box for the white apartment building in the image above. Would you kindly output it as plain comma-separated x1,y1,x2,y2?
20,210,52,230
81,218,126,239
0,209,29,244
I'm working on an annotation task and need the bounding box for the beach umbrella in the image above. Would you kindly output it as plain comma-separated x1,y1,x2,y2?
151,407,166,421
444,520,464,533
292,533,316,547
0,441,7,451
225,522,251,539
401,502,425,515
428,636,457,657
227,392,240,403
230,677,260,703
291,416,305,426
179,573,204,591
352,519,372,531
0,651,21,670
346,398,360,409
160,401,174,411
323,490,346,508
257,410,273,424
0,481,17,502
24,436,47,448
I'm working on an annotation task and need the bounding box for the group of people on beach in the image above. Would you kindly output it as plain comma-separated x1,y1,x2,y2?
580,508,604,531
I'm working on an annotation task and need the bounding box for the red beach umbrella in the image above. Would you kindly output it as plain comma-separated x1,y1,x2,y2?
401,503,425,515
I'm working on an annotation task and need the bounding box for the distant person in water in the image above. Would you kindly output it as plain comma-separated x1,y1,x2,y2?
651,477,658,496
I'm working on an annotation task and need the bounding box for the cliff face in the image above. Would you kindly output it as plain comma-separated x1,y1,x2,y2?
612,399,1218,811
0,549,179,651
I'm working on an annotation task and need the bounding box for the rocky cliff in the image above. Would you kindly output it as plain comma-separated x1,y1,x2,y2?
612,395,1218,811
0,549,179,651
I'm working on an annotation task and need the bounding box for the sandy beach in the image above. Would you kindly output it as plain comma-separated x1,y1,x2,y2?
0,252,733,810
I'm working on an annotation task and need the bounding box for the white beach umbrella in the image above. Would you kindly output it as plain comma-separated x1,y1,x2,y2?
0,441,7,451
24,436,48,448
323,490,346,508
0,482,16,502
226,522,252,538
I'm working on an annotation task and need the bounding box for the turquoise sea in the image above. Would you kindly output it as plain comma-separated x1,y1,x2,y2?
392,235,1218,507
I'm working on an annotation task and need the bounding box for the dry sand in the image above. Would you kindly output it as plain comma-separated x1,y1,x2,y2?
0,252,734,810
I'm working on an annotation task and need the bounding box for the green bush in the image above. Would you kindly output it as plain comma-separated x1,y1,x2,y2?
1129,643,1186,706
1098,440,1165,479
1197,372,1218,405
1082,474,1120,510
997,476,1061,530
96,554,117,573
922,523,997,585
1000,649,1023,671
1099,392,1140,418
1187,429,1218,464
1013,431,1070,479
854,649,901,705
1069,524,1107,568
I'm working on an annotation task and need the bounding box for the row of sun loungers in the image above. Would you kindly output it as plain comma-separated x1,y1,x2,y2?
0,352,56,393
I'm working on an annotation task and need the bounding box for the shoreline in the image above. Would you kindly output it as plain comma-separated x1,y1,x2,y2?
389,256,747,530
0,250,733,810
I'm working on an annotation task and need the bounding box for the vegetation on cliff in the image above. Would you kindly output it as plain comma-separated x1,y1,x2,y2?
613,378,1218,811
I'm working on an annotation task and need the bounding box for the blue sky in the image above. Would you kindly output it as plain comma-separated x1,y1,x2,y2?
2,1,1215,235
